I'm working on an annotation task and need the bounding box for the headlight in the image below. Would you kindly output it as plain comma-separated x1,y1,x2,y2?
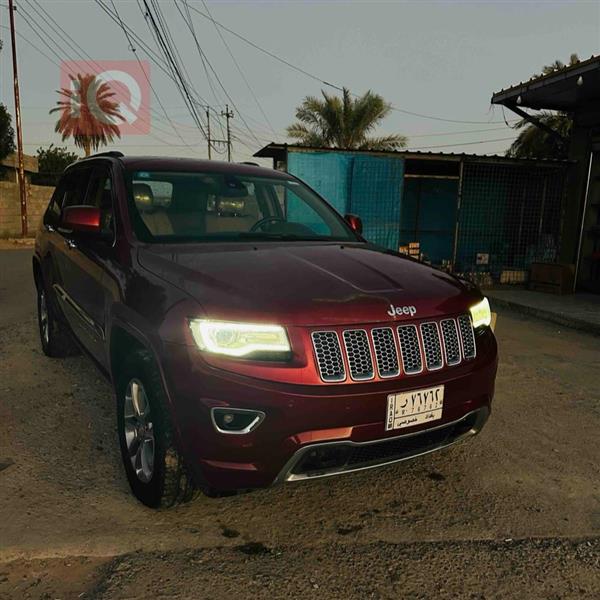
469,297,491,329
189,319,291,358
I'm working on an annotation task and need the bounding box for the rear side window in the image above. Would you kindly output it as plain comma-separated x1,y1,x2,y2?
86,166,115,237
44,166,94,227
62,167,93,209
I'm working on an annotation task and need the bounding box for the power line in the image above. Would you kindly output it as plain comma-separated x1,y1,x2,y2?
140,0,208,140
408,136,515,151
172,1,263,149
185,3,516,126
177,0,226,139
0,24,60,68
21,0,191,145
108,0,202,154
200,0,276,137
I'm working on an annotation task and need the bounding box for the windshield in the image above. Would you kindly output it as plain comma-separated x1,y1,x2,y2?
125,170,359,243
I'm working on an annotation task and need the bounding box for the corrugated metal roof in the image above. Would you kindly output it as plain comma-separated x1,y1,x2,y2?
491,55,600,111
254,143,572,165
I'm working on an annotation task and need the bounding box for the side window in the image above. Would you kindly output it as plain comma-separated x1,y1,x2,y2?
44,180,66,226
62,167,92,209
86,166,115,236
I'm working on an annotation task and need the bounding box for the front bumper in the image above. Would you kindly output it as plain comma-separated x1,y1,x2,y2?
161,330,497,491
277,406,489,482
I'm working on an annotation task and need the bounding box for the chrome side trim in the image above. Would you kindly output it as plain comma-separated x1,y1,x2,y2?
53,283,105,341
275,407,489,484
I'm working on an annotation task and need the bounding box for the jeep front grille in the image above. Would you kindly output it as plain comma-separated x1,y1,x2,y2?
457,315,476,359
440,319,461,366
342,329,374,381
311,314,477,383
371,328,400,378
311,331,345,382
420,322,443,371
397,325,423,375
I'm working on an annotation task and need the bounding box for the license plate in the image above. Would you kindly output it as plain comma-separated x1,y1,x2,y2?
385,385,444,431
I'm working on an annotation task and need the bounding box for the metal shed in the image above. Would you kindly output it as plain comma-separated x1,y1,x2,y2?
255,143,570,285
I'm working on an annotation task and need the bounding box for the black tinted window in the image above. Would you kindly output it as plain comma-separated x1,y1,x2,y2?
86,167,115,236
62,167,93,209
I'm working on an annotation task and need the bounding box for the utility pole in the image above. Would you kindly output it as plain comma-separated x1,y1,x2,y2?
221,104,234,162
8,0,27,237
205,106,212,160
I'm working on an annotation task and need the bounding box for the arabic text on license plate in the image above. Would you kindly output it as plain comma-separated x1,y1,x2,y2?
385,385,444,431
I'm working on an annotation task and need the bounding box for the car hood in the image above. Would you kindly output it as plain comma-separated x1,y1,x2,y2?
138,242,477,326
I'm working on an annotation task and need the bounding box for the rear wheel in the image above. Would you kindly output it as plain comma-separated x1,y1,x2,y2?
36,283,78,357
116,351,198,508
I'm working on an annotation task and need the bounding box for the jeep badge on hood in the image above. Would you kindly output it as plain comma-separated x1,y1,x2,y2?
387,304,417,317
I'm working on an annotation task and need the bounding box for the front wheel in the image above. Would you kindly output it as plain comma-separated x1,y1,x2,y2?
116,351,198,508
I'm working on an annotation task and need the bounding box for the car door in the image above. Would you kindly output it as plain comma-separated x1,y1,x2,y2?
53,164,115,369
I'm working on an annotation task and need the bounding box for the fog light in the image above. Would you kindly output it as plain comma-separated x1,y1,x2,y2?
211,407,265,434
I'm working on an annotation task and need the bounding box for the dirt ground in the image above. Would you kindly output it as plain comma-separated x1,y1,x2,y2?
1,249,599,599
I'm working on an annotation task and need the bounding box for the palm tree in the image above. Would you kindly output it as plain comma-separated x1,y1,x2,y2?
51,73,124,157
507,54,578,160
287,87,407,151
506,112,572,160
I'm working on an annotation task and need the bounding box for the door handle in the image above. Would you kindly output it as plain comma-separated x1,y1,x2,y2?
65,238,77,250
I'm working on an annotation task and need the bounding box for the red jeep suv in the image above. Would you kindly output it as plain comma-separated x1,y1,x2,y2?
33,153,497,508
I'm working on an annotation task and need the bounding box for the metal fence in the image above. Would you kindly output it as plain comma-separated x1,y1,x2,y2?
286,149,570,286
455,162,566,285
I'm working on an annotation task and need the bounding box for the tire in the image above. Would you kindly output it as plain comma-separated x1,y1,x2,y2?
36,282,79,358
116,350,198,508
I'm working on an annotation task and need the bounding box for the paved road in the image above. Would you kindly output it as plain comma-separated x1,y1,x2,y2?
1,249,599,599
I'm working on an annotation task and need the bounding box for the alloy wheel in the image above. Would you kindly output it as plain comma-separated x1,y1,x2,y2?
123,378,155,483
39,289,49,345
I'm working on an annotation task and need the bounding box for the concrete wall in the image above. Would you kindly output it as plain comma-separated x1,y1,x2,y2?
0,182,54,237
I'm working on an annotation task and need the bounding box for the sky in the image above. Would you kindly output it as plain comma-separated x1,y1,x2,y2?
0,0,599,164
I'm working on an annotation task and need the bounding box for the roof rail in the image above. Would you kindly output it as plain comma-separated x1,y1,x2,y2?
88,151,125,158
239,161,260,166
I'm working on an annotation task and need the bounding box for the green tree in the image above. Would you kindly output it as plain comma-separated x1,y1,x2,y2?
34,144,79,185
0,103,16,161
507,54,578,160
287,87,407,151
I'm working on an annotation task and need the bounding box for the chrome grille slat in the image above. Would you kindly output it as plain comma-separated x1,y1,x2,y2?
420,322,443,371
440,319,461,366
312,313,476,382
311,331,345,382
342,329,374,381
397,325,423,375
371,327,400,378
457,315,476,359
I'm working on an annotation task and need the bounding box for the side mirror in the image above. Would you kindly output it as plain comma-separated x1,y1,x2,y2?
62,206,101,234
344,213,363,235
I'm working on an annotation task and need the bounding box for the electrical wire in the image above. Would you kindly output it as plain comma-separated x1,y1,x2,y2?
109,0,203,154
140,0,208,139
185,3,516,126
407,136,515,151
22,0,194,146
200,0,277,137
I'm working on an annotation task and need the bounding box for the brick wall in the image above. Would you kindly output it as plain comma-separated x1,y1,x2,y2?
0,182,54,237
